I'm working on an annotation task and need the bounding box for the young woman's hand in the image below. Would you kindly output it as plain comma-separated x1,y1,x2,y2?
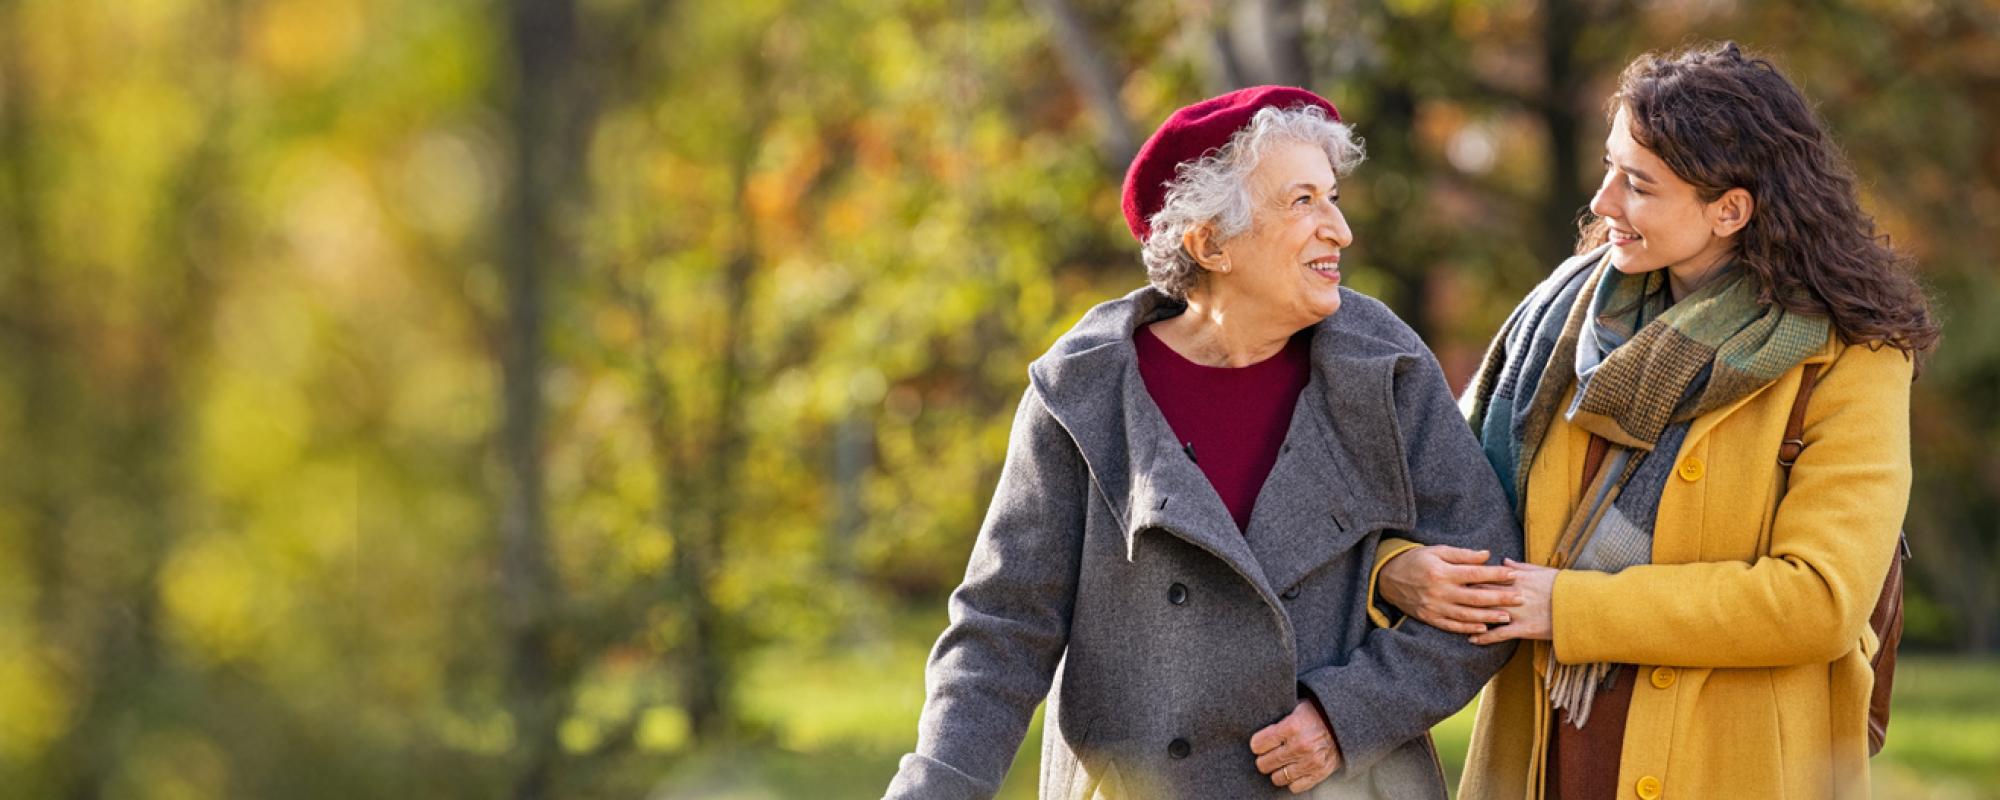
1468,559,1556,645
1378,545,1521,634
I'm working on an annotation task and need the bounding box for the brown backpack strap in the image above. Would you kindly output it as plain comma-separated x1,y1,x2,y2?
1779,360,1907,757
1867,548,1906,755
1580,434,1611,495
1779,364,1823,470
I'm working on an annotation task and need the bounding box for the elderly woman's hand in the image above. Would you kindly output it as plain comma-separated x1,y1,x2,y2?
1251,699,1342,794
1468,559,1556,645
1378,545,1521,634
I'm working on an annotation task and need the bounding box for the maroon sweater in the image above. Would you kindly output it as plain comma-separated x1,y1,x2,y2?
1134,324,1312,533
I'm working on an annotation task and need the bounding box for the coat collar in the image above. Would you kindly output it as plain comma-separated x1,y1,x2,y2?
1028,286,1420,597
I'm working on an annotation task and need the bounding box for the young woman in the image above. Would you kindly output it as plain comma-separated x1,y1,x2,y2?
1375,42,1938,799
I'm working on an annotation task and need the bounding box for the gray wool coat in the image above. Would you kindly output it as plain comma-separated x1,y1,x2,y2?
884,286,1521,800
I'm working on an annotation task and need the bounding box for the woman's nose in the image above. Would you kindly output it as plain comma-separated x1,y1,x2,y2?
1589,177,1620,219
1320,204,1353,247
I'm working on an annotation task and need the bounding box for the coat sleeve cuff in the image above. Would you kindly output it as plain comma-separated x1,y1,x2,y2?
1551,568,1611,664
1367,538,1423,629
883,752,998,800
1297,669,1399,774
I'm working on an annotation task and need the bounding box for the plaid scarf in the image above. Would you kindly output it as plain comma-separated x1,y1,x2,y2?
1466,246,1830,726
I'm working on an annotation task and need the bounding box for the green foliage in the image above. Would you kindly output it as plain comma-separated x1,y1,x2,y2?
1874,657,2000,796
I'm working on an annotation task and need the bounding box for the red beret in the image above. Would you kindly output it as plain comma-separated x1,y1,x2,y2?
1120,85,1341,242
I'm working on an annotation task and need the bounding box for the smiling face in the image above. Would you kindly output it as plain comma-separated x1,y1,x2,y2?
1591,106,1751,298
1203,138,1353,328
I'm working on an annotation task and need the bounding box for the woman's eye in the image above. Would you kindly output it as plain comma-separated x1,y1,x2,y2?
1295,195,1312,206
1330,193,1341,205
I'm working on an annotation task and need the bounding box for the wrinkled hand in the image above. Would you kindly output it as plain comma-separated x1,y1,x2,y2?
1379,545,1520,634
1250,699,1342,794
1469,559,1556,645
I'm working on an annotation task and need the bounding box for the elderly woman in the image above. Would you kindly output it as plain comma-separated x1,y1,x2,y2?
883,87,1519,800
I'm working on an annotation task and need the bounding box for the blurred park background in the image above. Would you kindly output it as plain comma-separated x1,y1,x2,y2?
1,0,1997,797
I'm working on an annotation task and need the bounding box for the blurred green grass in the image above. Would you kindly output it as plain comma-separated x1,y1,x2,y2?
658,643,2000,798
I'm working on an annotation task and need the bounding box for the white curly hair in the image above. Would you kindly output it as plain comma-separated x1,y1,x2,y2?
1140,105,1365,299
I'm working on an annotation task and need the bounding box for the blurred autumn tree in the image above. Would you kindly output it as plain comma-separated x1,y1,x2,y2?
0,0,1993,797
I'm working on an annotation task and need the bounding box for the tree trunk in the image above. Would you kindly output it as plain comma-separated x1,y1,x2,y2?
1370,83,1437,343
830,412,869,597
5,1,242,793
499,0,582,796
686,248,754,742
1232,0,1310,87
0,6,87,796
1026,0,1137,168
0,0,66,643
1186,10,1249,95
1538,0,1589,263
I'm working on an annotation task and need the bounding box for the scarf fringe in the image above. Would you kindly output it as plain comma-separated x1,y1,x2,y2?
1546,651,1614,729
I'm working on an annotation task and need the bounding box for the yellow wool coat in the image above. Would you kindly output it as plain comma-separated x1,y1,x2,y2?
1450,335,1912,800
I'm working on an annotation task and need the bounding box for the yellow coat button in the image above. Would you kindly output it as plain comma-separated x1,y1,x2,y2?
1651,666,1677,689
1637,775,1663,799
1677,457,1705,482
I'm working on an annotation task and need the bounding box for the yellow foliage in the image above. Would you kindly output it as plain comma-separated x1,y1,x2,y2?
111,730,232,800
626,526,672,576
436,708,516,757
558,716,602,754
248,0,364,87
197,367,308,501
161,536,288,664
0,645,72,761
637,706,691,753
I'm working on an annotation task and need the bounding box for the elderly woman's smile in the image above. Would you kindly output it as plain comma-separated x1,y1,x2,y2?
1217,139,1352,323
1158,137,1356,367
1307,253,1341,279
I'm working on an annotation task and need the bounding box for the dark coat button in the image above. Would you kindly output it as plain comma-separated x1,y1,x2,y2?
1167,583,1189,605
1168,738,1191,759
1281,586,1301,600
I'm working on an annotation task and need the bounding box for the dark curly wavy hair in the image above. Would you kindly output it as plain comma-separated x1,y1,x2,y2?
1578,41,1940,357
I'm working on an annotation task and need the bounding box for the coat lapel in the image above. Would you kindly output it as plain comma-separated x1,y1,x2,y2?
1246,324,1415,594
1118,363,1267,588
1029,286,1420,604
1030,288,1273,599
